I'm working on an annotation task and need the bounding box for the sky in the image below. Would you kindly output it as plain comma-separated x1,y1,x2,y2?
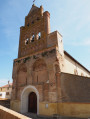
0,0,90,86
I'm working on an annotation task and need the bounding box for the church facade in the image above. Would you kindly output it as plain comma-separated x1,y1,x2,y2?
11,5,90,118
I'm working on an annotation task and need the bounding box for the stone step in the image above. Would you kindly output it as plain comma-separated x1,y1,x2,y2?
23,113,87,119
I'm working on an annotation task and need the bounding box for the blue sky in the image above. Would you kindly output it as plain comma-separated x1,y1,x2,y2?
0,0,90,86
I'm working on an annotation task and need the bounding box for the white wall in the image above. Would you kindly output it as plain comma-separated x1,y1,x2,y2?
0,92,6,99
0,87,12,99
62,54,90,77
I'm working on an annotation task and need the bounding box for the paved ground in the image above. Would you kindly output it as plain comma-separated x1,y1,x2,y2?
0,99,10,108
23,113,88,119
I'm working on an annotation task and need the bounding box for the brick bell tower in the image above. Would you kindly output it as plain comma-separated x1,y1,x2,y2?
11,4,64,116
18,4,50,58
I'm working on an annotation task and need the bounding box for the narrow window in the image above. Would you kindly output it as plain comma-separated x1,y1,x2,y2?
38,32,41,39
31,35,35,42
6,92,9,95
25,38,29,45
27,23,29,27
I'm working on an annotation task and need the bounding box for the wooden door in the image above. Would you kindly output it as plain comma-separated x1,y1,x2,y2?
28,92,37,113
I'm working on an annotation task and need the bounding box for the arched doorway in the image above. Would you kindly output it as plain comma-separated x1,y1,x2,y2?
21,85,39,114
28,92,37,113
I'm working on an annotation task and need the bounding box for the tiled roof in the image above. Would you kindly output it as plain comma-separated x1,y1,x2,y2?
0,83,12,88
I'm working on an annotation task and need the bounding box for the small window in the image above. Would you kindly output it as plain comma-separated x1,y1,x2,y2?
27,23,29,27
6,92,9,95
25,38,29,45
38,32,41,39
31,35,35,42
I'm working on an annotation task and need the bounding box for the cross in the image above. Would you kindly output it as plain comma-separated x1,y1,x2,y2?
33,0,35,4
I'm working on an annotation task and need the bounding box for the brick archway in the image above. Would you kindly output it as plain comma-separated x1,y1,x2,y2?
21,85,39,114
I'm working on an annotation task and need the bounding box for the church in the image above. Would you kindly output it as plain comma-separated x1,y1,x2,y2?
11,4,90,118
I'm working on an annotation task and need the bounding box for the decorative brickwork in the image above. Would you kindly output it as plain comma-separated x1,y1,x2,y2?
18,5,50,58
